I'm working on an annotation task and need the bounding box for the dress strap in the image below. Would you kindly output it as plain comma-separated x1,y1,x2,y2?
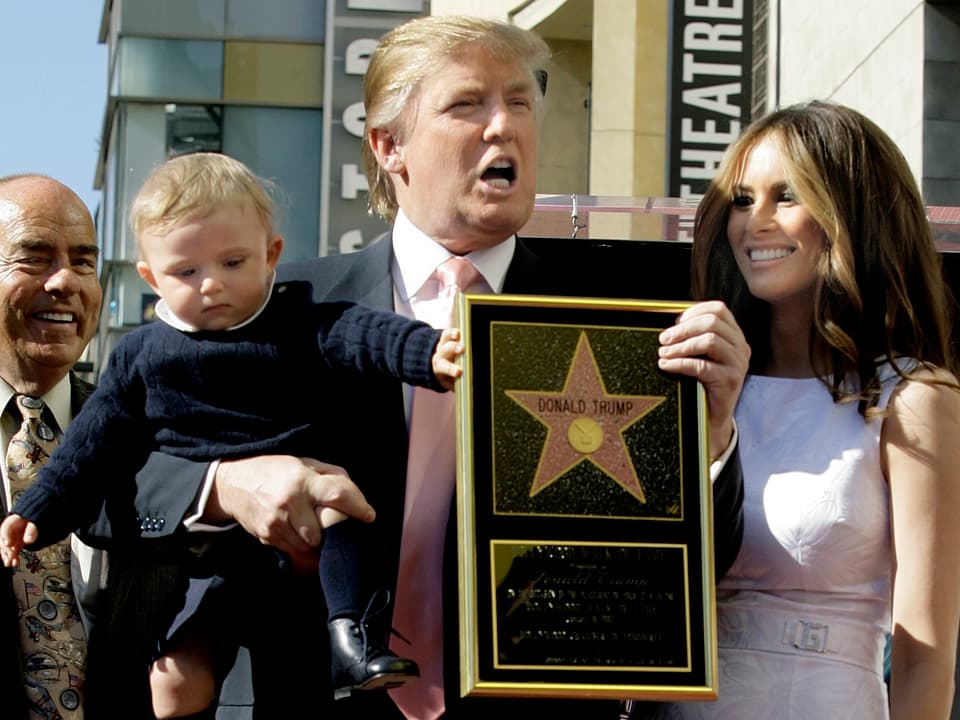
876,357,919,411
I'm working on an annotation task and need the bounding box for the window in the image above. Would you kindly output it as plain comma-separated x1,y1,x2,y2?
118,37,223,100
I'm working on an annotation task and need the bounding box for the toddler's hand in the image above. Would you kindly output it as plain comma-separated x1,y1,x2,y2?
0,514,37,568
433,328,464,391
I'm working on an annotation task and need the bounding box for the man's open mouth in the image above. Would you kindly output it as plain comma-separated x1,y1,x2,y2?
481,160,516,188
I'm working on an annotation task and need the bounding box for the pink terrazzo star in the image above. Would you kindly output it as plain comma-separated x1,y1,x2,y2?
505,332,665,502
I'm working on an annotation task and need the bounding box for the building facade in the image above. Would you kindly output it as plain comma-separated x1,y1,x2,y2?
91,0,960,361
94,0,329,368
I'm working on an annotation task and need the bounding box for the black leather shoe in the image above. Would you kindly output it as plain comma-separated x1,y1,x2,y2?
328,617,420,700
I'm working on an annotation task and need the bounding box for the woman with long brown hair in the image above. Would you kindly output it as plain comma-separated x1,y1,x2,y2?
663,100,960,719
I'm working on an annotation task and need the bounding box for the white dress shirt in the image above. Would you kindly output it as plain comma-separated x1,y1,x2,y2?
390,209,513,417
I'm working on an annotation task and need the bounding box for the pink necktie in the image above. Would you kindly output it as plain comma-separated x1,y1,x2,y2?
390,257,481,720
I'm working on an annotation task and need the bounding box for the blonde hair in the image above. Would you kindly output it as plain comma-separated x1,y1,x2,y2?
362,14,551,221
130,153,276,248
691,100,957,413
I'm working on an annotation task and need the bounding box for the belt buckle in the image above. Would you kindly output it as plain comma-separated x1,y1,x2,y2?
782,619,829,653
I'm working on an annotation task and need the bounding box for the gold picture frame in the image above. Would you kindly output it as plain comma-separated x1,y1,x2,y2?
455,294,717,701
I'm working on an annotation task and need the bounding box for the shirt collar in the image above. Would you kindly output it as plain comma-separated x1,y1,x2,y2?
0,375,73,434
391,208,515,299
154,272,276,332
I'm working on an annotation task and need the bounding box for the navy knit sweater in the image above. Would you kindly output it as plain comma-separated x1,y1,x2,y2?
14,280,444,547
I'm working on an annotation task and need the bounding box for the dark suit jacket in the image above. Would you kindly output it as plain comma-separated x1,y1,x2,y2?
102,235,744,719
0,373,95,720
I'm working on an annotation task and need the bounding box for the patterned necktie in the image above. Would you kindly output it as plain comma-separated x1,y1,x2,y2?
6,395,85,718
390,257,481,720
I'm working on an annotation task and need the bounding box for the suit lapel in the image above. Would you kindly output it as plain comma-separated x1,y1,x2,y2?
349,234,395,310
70,372,96,413
308,233,395,311
503,238,543,294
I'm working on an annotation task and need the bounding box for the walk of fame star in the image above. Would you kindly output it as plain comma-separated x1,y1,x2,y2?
504,332,666,503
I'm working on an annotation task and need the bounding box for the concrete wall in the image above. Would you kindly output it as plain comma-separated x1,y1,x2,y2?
587,0,667,240
538,38,592,195
778,0,925,183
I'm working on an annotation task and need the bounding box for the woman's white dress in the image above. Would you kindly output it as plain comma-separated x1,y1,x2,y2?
661,365,906,720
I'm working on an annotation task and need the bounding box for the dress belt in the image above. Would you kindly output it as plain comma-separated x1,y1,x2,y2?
716,605,886,674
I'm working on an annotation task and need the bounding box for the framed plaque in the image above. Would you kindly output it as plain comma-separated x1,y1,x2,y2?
454,294,717,701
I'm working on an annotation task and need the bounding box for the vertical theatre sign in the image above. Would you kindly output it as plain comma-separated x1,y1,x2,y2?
320,0,426,256
667,0,752,240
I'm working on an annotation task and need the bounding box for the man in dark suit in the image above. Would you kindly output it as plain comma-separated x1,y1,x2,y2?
116,15,748,720
0,174,102,719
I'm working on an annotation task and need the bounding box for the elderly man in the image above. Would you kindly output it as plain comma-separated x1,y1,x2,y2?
126,15,748,720
0,174,101,719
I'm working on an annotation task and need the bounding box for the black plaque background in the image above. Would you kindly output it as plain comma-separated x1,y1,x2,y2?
457,295,716,700
491,542,690,669
491,322,679,518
